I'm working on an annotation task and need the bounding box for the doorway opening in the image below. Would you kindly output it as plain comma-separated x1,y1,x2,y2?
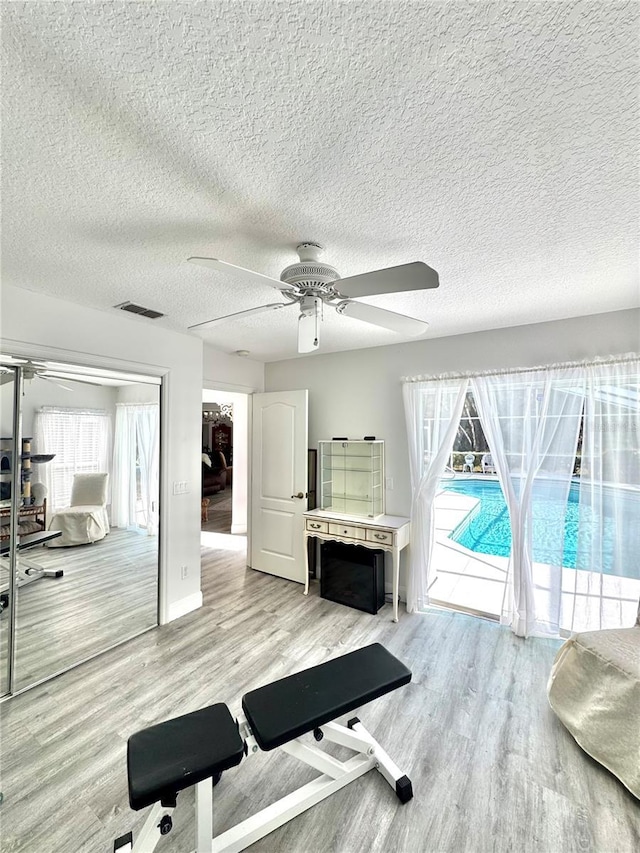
201,389,248,552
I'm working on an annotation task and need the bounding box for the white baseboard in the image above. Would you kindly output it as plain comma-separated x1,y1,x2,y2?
230,522,247,535
166,590,203,623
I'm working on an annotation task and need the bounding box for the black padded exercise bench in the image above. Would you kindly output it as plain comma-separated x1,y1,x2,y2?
115,643,412,853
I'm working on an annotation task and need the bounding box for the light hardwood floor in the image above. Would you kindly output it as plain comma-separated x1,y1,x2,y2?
1,539,639,852
1,528,158,692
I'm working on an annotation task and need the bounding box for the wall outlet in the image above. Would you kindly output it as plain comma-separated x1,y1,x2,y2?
180,565,188,579
386,477,394,490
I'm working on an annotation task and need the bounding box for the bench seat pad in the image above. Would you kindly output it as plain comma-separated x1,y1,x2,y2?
242,643,411,752
127,703,244,811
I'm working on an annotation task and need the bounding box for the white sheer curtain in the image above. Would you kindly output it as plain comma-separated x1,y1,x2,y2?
569,358,640,631
471,368,585,637
33,407,112,512
136,404,160,536
402,377,469,612
112,404,159,535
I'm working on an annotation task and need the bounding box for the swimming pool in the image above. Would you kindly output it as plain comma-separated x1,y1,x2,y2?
441,479,635,576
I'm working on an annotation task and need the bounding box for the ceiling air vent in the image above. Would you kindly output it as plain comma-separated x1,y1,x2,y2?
114,301,165,319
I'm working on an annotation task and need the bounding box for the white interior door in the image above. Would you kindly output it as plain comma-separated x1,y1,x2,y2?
250,390,308,583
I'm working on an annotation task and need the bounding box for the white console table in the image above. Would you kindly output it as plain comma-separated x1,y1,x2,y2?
303,509,411,622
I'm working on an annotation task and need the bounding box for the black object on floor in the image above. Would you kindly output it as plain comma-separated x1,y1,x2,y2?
320,541,385,614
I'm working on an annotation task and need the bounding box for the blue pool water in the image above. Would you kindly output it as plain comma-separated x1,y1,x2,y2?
441,479,630,574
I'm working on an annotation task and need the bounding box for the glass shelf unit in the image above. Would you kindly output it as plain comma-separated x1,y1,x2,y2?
319,440,384,518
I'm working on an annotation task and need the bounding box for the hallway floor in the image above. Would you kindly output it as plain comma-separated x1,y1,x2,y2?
201,488,232,534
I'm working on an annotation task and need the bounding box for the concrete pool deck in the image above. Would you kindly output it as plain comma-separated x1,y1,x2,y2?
431,483,508,618
430,477,640,629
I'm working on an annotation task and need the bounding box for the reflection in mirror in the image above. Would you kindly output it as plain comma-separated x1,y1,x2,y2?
0,357,160,693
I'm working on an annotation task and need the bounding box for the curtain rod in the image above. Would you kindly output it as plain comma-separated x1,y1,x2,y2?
38,405,108,415
401,352,639,384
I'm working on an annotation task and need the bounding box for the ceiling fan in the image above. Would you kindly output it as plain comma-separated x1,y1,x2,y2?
187,243,439,353
0,359,105,391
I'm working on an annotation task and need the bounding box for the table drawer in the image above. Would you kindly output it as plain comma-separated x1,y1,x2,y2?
366,529,394,546
306,519,328,533
328,522,366,540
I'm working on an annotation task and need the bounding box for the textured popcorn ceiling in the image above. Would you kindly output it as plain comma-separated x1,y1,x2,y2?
2,1,638,362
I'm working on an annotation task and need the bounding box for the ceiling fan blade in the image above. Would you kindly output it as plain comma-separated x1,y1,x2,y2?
43,372,106,387
188,302,294,331
298,297,321,353
0,356,38,366
38,375,74,391
339,301,429,336
336,261,439,299
0,371,15,385
188,257,294,293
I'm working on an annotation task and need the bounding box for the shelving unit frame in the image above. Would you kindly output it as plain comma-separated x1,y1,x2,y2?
318,440,384,519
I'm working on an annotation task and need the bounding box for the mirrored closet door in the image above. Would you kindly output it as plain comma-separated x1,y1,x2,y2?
0,355,161,695
0,365,20,698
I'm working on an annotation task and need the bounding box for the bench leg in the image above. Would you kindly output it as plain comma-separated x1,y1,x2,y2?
339,719,413,803
211,752,374,853
13,555,64,587
196,778,213,853
0,555,63,590
210,716,411,852
114,802,175,853
20,562,64,585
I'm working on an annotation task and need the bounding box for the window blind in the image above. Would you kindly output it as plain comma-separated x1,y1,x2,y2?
33,407,112,511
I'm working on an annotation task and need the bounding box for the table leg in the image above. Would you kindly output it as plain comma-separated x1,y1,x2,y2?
392,547,400,622
303,533,310,595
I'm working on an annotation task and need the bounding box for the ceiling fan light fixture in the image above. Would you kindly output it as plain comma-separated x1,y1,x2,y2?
298,295,322,353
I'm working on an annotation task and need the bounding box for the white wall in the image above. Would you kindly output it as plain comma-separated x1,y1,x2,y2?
116,383,160,405
203,343,265,393
266,308,640,517
1,283,204,623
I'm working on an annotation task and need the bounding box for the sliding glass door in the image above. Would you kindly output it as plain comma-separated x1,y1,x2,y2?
427,363,640,635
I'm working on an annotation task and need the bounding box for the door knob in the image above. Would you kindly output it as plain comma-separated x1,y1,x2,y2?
291,492,305,499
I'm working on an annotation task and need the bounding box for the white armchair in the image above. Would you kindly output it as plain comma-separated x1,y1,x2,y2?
481,453,496,474
462,453,475,473
47,472,110,547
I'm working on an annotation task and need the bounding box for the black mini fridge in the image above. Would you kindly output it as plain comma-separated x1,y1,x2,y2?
320,541,385,614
